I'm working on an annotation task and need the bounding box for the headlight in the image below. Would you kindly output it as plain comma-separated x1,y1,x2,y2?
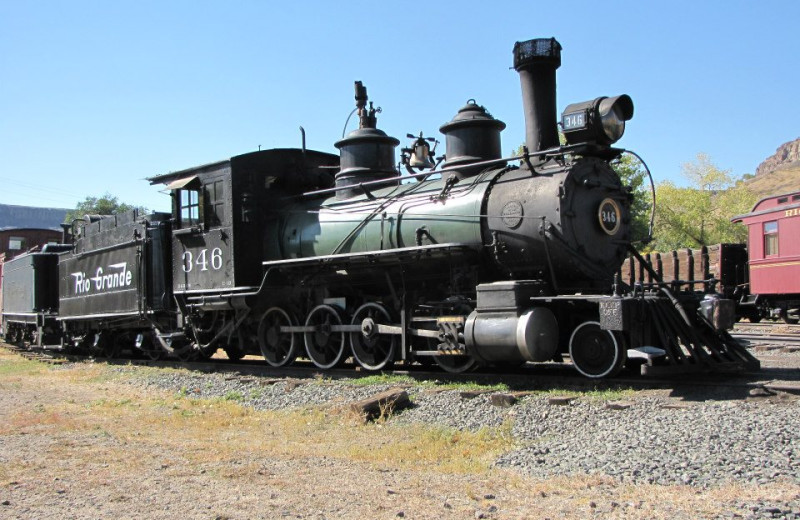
561,95,634,146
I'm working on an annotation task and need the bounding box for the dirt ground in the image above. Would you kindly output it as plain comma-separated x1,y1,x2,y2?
0,349,797,519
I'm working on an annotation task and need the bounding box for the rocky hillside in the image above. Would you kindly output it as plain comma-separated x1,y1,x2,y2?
755,138,800,177
746,138,800,200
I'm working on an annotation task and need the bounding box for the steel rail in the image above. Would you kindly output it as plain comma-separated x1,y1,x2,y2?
4,341,797,395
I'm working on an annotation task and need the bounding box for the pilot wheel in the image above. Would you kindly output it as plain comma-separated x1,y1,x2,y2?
568,321,626,378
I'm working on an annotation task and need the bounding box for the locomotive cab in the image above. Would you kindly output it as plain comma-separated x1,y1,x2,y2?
149,149,338,298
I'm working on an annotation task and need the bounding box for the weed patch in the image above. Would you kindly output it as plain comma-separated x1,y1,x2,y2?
430,380,510,392
531,386,635,401
0,352,46,377
222,390,244,402
348,374,416,386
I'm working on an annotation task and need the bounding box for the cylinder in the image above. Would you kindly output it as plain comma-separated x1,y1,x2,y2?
464,307,559,364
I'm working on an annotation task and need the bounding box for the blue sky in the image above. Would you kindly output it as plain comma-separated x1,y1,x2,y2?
1,1,798,213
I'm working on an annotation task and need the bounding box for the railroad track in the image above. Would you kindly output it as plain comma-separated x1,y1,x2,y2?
730,331,800,351
730,333,800,346
729,321,800,353
3,340,799,396
733,322,800,333
1,344,70,365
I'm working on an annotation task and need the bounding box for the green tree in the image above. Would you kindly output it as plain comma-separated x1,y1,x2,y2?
610,153,652,246
64,193,147,224
650,153,756,251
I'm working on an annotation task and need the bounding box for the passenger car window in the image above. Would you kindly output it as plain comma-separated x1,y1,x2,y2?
763,221,778,256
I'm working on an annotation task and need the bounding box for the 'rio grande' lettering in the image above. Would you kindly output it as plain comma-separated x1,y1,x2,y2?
71,262,133,294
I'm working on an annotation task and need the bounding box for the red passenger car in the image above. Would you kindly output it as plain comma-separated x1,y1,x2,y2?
733,191,800,323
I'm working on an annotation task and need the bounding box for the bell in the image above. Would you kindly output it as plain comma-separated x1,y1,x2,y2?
409,140,435,169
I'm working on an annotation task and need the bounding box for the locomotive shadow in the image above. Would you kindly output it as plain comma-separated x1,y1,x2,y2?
100,355,800,403
666,365,800,402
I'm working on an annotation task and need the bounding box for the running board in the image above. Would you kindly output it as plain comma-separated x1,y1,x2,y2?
627,346,666,361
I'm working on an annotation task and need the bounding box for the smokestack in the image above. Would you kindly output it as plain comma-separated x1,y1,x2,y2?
60,223,72,245
513,38,562,156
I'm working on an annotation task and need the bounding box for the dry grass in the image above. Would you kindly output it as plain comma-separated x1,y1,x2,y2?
0,408,78,435
1,347,798,519
345,421,516,473
0,356,512,475
745,165,800,199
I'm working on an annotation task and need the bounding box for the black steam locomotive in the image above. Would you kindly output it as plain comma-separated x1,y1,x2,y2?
1,38,759,378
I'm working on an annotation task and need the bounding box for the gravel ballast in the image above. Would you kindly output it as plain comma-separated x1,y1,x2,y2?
127,366,800,491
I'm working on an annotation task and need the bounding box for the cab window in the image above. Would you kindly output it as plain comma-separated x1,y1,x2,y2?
179,189,201,228
204,180,225,228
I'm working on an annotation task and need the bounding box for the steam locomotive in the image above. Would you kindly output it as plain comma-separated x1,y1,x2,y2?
0,38,759,378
